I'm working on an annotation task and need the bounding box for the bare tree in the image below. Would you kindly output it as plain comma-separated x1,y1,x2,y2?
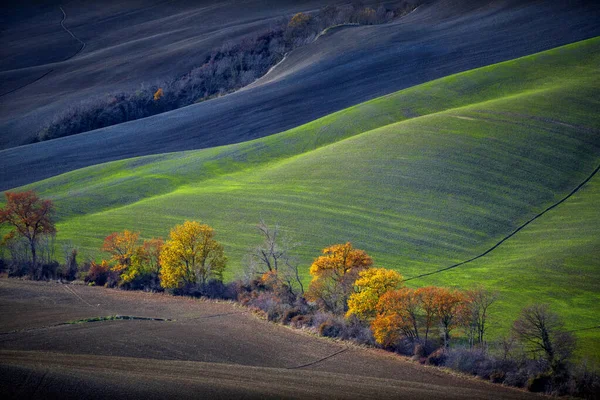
513,304,575,369
246,220,304,296
463,286,498,347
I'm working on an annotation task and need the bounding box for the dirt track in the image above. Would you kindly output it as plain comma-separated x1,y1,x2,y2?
0,279,538,399
1,0,599,190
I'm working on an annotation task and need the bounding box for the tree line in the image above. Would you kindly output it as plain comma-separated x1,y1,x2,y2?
0,191,597,398
34,1,417,143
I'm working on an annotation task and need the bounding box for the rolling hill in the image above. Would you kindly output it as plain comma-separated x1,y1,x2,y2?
5,36,600,357
2,0,599,190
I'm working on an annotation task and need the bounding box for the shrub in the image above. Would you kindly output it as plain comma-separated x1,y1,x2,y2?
85,260,113,286
282,307,302,325
8,261,32,278
569,365,600,399
503,369,530,388
528,372,552,393
201,280,236,300
413,343,426,358
391,337,416,356
490,370,506,384
444,348,487,376
63,248,79,281
426,348,447,366
341,319,376,346
319,319,344,338
290,314,313,329
40,261,60,280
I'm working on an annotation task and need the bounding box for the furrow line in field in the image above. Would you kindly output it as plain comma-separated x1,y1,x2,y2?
405,161,600,281
287,347,349,370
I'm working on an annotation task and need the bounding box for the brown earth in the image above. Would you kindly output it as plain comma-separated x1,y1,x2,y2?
0,279,540,399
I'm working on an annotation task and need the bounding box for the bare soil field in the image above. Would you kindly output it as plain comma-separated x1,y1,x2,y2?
2,0,599,190
0,279,538,399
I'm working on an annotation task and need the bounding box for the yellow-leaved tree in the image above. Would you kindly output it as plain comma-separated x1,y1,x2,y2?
346,267,403,321
306,242,372,314
122,238,164,286
159,221,226,289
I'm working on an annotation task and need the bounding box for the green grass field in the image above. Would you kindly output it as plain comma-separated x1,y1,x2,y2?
5,37,600,357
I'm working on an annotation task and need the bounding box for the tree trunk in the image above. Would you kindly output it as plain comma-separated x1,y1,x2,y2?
30,240,36,266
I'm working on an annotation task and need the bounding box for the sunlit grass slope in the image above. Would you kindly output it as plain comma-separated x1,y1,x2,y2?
413,170,600,360
7,37,600,352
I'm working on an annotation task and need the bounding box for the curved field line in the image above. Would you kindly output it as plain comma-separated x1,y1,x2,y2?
567,326,600,333
405,161,600,281
0,69,54,98
185,311,244,321
287,347,349,369
0,6,85,98
59,6,86,59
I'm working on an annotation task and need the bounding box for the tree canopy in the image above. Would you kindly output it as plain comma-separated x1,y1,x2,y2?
0,191,55,265
307,242,373,313
159,221,226,288
346,267,403,321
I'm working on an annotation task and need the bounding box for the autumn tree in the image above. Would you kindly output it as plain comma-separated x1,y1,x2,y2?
415,286,438,345
0,191,55,266
512,304,575,369
288,12,312,31
346,267,403,321
372,287,421,347
286,12,314,44
159,221,227,289
123,238,164,288
434,287,465,348
102,230,140,273
306,242,372,314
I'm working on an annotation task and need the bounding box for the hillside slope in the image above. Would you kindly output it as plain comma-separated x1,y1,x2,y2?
6,38,600,353
0,0,337,149
1,0,599,189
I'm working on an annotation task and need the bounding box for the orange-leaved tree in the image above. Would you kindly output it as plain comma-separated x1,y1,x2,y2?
102,230,140,273
159,221,226,288
0,191,55,266
434,287,465,347
306,242,372,313
371,288,420,347
415,286,439,345
346,267,403,321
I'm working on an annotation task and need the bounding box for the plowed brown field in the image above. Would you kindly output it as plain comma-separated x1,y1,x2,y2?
0,279,539,399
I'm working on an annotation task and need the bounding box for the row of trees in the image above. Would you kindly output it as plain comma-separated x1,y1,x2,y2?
35,1,418,142
1,191,594,396
90,221,227,292
303,242,496,349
